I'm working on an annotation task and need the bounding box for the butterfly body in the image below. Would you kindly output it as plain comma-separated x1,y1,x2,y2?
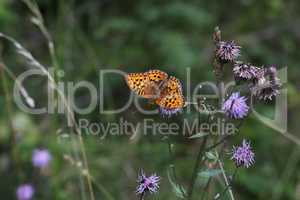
125,70,185,112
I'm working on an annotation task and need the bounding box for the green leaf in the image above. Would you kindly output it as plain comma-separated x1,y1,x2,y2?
167,168,187,199
189,132,209,139
205,151,218,161
198,169,222,178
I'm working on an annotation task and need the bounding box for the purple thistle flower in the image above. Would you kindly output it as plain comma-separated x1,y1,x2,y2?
233,61,260,80
231,139,255,168
159,107,182,118
216,41,241,62
16,184,34,200
136,171,160,195
251,66,281,100
222,92,249,119
32,149,52,168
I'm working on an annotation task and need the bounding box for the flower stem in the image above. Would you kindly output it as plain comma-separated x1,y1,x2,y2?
200,177,212,200
217,159,235,200
20,2,96,199
187,136,208,200
215,166,238,199
166,138,186,198
139,192,145,200
0,63,20,173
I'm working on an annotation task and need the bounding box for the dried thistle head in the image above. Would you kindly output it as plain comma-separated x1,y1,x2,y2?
251,66,281,100
216,41,241,63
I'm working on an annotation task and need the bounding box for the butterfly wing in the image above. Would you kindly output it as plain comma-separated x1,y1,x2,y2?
145,70,168,85
143,70,168,98
155,76,185,109
125,70,168,99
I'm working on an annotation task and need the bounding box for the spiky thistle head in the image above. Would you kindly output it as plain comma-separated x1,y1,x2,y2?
159,107,182,118
231,139,255,168
233,61,260,80
222,92,249,119
216,41,241,62
136,170,160,195
251,66,281,100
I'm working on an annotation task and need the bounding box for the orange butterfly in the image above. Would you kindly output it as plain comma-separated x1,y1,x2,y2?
125,69,185,114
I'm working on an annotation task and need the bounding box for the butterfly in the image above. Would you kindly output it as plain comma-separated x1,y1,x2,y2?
125,69,185,111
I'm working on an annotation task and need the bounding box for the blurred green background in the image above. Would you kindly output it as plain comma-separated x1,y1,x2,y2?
0,0,300,199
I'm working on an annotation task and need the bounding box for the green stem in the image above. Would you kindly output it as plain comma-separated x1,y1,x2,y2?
188,98,214,200
0,63,20,174
217,166,238,200
89,175,115,200
187,136,208,200
217,159,235,200
200,177,212,200
21,2,96,199
166,138,186,198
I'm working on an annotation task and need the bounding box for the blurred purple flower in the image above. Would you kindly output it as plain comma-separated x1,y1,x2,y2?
231,139,255,168
136,170,160,195
233,62,260,80
32,149,52,168
251,66,281,100
16,184,34,200
216,41,241,62
222,92,249,119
